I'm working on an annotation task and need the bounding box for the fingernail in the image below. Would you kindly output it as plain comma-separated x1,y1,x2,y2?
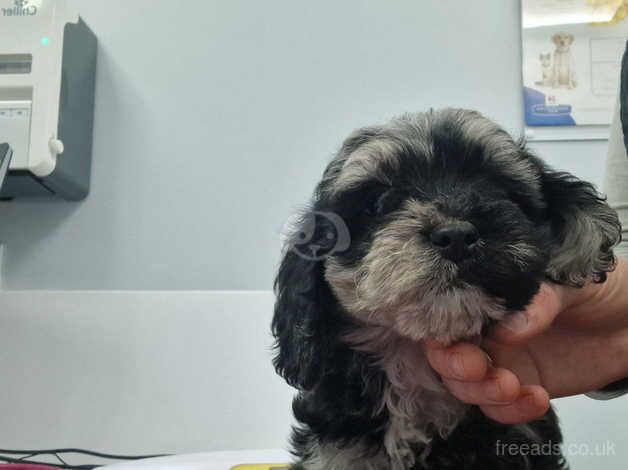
484,352,494,368
486,382,503,402
521,393,539,411
500,312,528,333
451,353,465,379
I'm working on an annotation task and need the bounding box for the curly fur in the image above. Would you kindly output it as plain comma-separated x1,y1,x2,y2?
272,108,621,469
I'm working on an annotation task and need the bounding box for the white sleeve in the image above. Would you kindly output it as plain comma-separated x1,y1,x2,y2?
603,97,628,259
588,77,628,400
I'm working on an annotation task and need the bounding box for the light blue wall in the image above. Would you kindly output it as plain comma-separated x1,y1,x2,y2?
0,0,610,289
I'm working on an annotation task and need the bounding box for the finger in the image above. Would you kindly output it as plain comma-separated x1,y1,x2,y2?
443,368,521,405
490,283,565,344
425,342,489,381
480,385,550,424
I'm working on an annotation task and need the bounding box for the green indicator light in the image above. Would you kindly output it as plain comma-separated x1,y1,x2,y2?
41,37,50,46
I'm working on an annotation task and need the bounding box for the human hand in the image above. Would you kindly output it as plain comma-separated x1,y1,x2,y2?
426,257,628,424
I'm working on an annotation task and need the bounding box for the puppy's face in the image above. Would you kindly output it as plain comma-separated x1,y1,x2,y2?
273,109,619,388
300,110,619,343
552,33,574,50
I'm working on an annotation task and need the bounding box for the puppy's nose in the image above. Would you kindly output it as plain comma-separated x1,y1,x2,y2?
430,222,479,262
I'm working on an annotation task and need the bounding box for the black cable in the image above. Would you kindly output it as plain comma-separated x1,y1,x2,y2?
0,448,171,470
54,453,69,466
0,448,170,461
17,452,68,466
0,454,98,469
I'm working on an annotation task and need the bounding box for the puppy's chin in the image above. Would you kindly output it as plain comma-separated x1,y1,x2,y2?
326,261,505,343
326,260,504,343
389,286,506,343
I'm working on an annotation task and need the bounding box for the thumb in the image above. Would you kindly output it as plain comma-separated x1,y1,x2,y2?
490,283,567,344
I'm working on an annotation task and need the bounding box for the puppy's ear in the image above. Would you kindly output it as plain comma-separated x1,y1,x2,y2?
272,212,339,390
540,168,621,286
552,33,560,45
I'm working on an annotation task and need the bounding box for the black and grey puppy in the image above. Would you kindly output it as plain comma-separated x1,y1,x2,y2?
272,109,621,470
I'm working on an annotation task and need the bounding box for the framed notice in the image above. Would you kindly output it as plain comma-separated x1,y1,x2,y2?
522,0,628,139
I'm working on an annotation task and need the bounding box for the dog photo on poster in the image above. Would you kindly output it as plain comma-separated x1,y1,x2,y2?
522,0,628,126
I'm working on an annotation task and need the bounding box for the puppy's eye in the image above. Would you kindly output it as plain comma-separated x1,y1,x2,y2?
370,189,405,216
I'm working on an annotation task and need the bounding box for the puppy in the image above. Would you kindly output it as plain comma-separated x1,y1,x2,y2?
272,109,620,470
551,33,577,89
535,53,553,86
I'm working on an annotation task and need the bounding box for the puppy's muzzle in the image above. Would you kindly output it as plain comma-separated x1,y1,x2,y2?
429,221,479,262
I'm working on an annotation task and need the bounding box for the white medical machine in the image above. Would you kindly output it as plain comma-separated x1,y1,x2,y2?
0,0,97,200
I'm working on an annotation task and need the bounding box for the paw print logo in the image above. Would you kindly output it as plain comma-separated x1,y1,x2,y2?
15,0,28,7
280,211,350,261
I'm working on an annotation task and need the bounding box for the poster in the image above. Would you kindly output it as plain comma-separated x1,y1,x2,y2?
522,0,628,127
